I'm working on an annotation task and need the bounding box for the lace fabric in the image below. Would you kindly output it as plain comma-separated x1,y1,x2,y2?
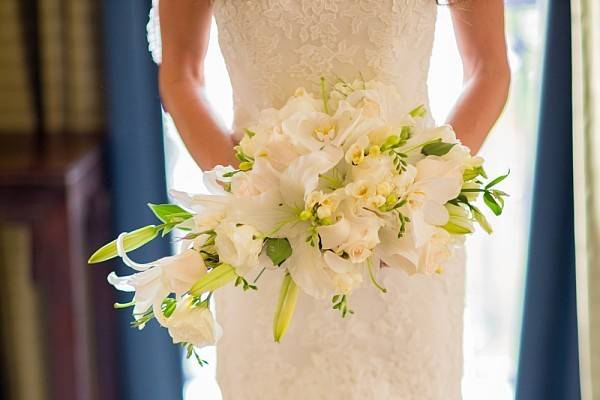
148,1,465,399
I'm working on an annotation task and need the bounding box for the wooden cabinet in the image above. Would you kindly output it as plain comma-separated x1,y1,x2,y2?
0,135,118,400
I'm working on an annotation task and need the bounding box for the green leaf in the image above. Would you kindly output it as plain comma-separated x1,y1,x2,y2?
483,192,503,216
470,205,493,234
265,238,292,266
88,225,160,264
148,203,193,224
485,170,510,190
421,141,456,156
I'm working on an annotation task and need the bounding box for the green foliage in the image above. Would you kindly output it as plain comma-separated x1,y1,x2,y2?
421,141,456,156
235,275,258,291
148,203,193,224
183,343,209,367
331,294,354,318
265,237,292,266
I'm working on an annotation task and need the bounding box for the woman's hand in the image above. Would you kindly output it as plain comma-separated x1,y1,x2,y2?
448,0,511,154
158,0,237,170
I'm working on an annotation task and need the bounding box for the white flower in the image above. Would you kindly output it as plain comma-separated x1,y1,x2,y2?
377,225,453,275
345,180,373,199
340,241,372,263
402,157,463,247
169,190,231,232
366,194,386,210
344,135,369,165
417,228,454,274
278,88,323,119
163,298,222,348
319,202,383,261
230,158,280,197
215,222,263,276
330,100,384,150
282,111,335,152
108,244,206,323
349,153,395,184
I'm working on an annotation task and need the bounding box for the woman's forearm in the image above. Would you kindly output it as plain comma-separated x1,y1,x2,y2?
159,76,237,171
446,65,511,154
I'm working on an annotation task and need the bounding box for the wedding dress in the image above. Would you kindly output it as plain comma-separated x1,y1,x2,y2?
148,1,466,399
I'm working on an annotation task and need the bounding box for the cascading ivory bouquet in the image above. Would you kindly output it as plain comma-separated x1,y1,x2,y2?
89,77,508,364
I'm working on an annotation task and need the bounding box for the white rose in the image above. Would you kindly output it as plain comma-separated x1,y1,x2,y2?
323,251,364,294
215,222,263,276
164,298,222,348
417,228,453,275
350,153,394,183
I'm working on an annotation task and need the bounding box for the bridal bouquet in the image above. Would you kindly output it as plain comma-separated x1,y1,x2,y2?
89,78,508,363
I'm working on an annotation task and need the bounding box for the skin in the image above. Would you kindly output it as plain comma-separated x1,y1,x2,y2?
158,0,510,170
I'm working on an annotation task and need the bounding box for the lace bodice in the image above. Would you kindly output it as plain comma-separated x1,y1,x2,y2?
149,0,437,132
148,2,466,399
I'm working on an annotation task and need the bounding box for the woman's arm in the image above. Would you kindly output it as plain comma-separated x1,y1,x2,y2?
158,0,237,170
447,0,511,154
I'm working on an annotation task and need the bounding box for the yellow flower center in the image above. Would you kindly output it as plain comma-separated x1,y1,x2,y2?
313,123,337,142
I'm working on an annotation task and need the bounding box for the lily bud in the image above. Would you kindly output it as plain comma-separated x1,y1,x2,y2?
273,273,299,342
189,263,237,295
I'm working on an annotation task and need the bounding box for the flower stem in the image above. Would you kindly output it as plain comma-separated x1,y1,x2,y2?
367,258,387,294
253,267,267,284
320,77,330,115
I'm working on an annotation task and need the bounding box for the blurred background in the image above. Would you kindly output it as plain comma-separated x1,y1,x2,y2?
0,1,597,399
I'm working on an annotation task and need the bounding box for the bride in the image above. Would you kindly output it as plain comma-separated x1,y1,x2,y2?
151,1,509,399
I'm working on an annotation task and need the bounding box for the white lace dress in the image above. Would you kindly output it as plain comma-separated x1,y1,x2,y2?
149,1,466,399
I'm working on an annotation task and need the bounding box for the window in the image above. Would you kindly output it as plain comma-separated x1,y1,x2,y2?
429,2,545,399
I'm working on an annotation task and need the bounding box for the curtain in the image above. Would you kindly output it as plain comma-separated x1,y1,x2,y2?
102,1,183,399
515,1,580,399
572,0,600,398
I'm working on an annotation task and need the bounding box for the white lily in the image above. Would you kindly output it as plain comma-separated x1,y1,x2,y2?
377,224,453,275
401,157,463,247
108,241,206,326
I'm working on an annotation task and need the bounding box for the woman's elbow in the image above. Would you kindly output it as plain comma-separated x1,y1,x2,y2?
468,59,511,105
